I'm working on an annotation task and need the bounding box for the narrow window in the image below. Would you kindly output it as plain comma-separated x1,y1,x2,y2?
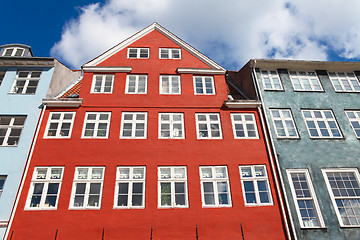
159,113,184,139
158,166,188,208
0,115,26,146
120,112,147,139
230,113,259,139
270,109,299,138
91,74,114,93
195,113,222,139
260,70,283,90
302,110,342,138
82,112,111,138
0,71,5,86
240,165,273,206
2,47,25,57
193,76,215,95
328,72,360,92
125,75,147,94
44,112,75,138
289,71,323,91
159,48,181,59
127,48,149,59
345,111,360,138
114,166,146,209
11,71,41,94
0,176,6,197
159,75,181,94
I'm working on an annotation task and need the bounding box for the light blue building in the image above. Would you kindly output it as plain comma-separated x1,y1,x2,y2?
230,59,360,240
0,44,80,238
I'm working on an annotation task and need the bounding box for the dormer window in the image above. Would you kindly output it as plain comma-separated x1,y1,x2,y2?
2,47,25,57
127,48,149,59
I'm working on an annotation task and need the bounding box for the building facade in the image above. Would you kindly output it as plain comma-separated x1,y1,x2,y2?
0,44,80,238
230,59,360,240
6,24,290,240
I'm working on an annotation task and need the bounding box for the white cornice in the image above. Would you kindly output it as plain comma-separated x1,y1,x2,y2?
177,68,226,75
224,100,261,108
82,66,132,73
43,98,83,107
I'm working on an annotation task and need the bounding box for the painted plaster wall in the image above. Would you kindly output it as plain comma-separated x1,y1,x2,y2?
255,67,360,240
0,66,54,238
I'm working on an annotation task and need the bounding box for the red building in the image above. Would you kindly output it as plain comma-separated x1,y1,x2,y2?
6,23,290,240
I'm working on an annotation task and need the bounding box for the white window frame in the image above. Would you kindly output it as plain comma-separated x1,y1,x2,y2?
158,113,185,139
125,75,148,94
25,167,64,210
81,112,111,139
2,47,25,57
199,166,232,208
302,110,342,139
328,72,360,92
322,168,360,227
0,70,5,86
230,113,259,139
159,48,181,59
44,112,76,139
270,109,299,138
289,71,323,91
159,75,181,94
195,113,222,139
0,115,26,146
345,111,360,138
90,74,114,93
287,169,325,228
239,165,273,206
114,166,146,209
193,76,215,95
69,167,105,210
0,176,6,197
260,70,283,90
120,112,147,139
158,166,188,208
127,48,149,59
10,71,41,94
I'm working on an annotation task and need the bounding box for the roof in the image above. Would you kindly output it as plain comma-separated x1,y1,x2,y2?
59,79,82,98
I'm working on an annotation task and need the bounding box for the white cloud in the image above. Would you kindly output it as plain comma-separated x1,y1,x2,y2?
51,0,360,70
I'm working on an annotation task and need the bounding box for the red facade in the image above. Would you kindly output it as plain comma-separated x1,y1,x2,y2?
7,24,289,240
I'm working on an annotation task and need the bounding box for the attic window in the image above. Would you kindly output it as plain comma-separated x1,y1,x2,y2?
127,48,149,59
159,48,181,59
2,47,25,57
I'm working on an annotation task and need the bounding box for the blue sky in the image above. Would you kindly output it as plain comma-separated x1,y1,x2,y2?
2,0,360,70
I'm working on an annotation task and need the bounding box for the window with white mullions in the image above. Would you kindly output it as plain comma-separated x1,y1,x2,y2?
115,166,145,209
11,71,41,94
0,71,5,86
0,176,6,196
126,75,147,94
26,167,64,210
270,109,298,138
2,47,25,57
230,113,258,139
322,169,360,226
260,70,283,90
240,165,273,206
195,113,222,139
0,115,26,146
200,166,231,207
345,111,360,138
328,72,360,92
70,167,105,209
158,166,188,208
159,48,181,59
193,76,215,95
120,112,147,139
302,110,342,138
287,169,325,228
82,112,111,138
159,75,181,94
159,113,184,139
44,112,75,138
289,71,323,91
127,48,149,59
91,74,114,93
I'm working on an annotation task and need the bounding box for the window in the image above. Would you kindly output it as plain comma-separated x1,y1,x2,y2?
193,76,215,95
26,167,64,209
302,110,342,138
2,47,25,57
240,165,273,206
322,169,360,226
270,109,299,138
159,48,181,59
260,70,283,90
287,169,325,228
91,74,114,93
158,166,188,208
195,113,222,139
159,75,181,94
115,166,145,209
328,72,360,92
125,75,147,94
0,176,6,197
11,71,41,94
127,48,149,59
44,112,75,138
0,71,5,86
120,112,147,139
289,71,323,91
70,167,105,209
0,115,26,146
230,113,258,139
345,111,360,138
159,113,184,139
200,166,231,207
82,112,111,138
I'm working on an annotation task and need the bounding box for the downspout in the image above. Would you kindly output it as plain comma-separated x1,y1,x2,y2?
3,104,47,240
